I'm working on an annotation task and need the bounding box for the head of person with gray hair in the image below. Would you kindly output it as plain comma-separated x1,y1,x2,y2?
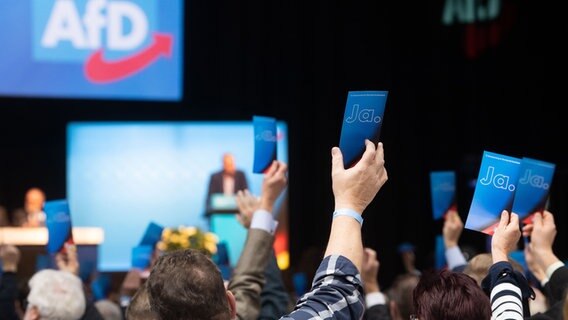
24,269,86,320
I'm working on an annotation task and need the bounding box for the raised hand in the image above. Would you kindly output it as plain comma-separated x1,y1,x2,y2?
523,210,560,270
55,243,80,276
443,209,463,248
361,248,380,293
259,161,288,213
235,189,261,229
491,210,521,263
331,140,388,213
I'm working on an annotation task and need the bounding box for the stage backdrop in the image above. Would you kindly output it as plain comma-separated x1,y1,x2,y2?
67,121,288,271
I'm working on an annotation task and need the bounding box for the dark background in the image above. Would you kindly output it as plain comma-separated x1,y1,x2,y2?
1,0,566,289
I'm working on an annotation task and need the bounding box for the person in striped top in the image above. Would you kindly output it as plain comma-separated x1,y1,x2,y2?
483,210,533,320
411,210,534,320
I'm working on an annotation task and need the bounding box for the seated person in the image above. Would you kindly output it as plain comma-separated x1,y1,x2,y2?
11,188,46,227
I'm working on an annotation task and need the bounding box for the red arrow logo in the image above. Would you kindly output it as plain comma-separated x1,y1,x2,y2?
84,33,173,84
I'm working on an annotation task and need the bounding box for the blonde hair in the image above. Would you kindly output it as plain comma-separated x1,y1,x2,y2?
463,253,524,286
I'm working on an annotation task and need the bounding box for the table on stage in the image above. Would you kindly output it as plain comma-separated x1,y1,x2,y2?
0,227,104,280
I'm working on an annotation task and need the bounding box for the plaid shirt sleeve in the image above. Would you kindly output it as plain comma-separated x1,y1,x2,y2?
280,255,365,320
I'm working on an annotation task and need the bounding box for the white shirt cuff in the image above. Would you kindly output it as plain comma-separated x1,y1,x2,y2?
445,246,467,270
545,261,565,280
250,209,278,235
366,292,387,308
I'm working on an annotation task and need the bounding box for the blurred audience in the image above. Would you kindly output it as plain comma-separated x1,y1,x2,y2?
385,273,419,320
360,247,392,320
3,141,568,320
146,160,288,319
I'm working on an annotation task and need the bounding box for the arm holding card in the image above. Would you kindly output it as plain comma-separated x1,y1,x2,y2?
481,211,533,319
235,189,292,319
523,211,567,308
54,244,106,320
55,243,80,276
361,248,392,320
443,209,467,271
283,140,388,319
228,160,288,320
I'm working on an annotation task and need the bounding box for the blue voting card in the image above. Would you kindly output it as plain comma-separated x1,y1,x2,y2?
139,222,164,247
512,157,555,224
435,234,447,270
253,115,277,173
339,91,388,168
44,199,74,254
465,151,522,235
430,171,457,220
131,245,153,270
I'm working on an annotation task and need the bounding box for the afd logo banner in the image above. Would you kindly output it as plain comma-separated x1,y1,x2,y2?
0,0,183,100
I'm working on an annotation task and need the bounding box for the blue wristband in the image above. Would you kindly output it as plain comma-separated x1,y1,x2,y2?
333,208,363,226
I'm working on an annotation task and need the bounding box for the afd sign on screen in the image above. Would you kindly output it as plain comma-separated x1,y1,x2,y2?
0,0,183,101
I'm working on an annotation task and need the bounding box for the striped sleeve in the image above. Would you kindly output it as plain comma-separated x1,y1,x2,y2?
280,255,365,320
487,262,525,320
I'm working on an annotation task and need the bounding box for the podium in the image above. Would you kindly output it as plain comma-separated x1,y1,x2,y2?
206,194,247,267
0,227,104,280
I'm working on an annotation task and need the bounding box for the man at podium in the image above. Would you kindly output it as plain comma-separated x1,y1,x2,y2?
205,152,249,214
11,188,46,227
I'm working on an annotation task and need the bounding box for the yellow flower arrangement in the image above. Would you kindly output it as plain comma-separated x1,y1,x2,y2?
157,226,219,256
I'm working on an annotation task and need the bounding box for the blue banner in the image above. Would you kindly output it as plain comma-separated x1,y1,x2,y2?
465,151,521,235
339,91,388,168
429,171,457,220
44,199,73,254
253,115,277,173
512,157,555,224
0,0,183,100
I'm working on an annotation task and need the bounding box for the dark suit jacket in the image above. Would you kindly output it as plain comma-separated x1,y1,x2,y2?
363,304,392,320
208,170,249,195
0,272,19,320
259,249,293,319
529,266,568,320
227,228,273,320
206,170,248,213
